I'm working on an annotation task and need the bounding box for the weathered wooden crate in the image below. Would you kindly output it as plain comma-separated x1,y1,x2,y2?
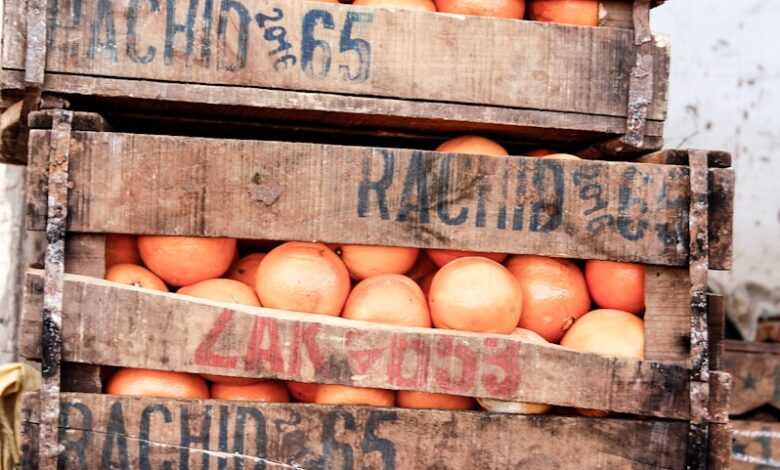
18,111,734,468
731,420,780,470
724,341,780,418
1,0,671,165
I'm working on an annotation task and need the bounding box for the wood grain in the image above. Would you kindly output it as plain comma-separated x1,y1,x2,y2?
643,266,691,364
25,130,734,268
723,341,780,416
731,420,780,470
20,392,690,470
21,271,692,419
2,0,669,120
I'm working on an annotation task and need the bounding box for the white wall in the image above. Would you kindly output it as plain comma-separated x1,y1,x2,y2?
0,163,25,362
652,1,780,338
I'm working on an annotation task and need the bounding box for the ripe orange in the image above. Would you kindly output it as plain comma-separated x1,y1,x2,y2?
436,135,508,156
287,381,320,403
211,380,290,402
201,374,260,386
178,278,261,307
343,274,431,328
315,384,396,407
105,368,209,399
226,253,266,288
525,149,557,157
340,245,419,280
255,242,351,316
397,391,475,410
427,248,508,267
429,257,522,334
543,153,581,160
435,0,525,18
105,234,141,268
353,0,437,10
506,255,591,342
138,236,236,287
105,264,168,291
585,260,645,314
560,309,645,359
527,0,599,26
477,328,551,414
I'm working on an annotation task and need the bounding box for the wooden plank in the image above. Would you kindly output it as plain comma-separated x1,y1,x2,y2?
0,69,666,150
709,294,726,371
723,343,780,416
21,271,693,419
643,266,691,363
731,421,780,470
758,321,780,343
25,130,734,268
61,363,103,394
709,168,735,271
65,234,106,278
20,392,690,470
637,149,733,168
725,340,780,355
2,0,669,120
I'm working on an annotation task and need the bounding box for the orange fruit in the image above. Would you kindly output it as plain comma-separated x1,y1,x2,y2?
255,242,351,316
477,328,551,414
525,149,557,157
343,274,431,328
427,248,508,267
405,252,437,282
418,272,435,297
542,153,581,160
340,245,419,280
211,380,290,402
201,374,260,386
397,391,475,410
287,381,320,403
226,253,266,288
138,236,236,287
105,264,168,291
585,260,645,314
105,234,141,268
429,257,522,334
435,0,525,18
354,0,437,10
106,368,209,399
527,0,599,26
506,255,591,342
436,135,508,156
561,309,644,359
177,278,261,307
315,385,396,407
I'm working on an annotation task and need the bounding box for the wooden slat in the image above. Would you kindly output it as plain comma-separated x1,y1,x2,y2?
709,168,735,271
64,234,106,278
21,271,692,419
25,130,734,268
723,343,780,416
643,266,691,363
2,0,669,120
731,421,780,470
20,392,690,470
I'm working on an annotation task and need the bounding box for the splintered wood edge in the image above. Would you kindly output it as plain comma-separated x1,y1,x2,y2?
21,270,693,419
18,392,690,470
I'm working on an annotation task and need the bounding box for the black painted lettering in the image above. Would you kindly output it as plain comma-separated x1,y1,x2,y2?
512,162,527,231
101,401,130,469
362,411,398,470
217,405,230,470
301,9,334,78
530,160,564,233
475,161,492,229
654,169,688,247
234,407,268,470
200,0,214,66
339,12,373,82
88,0,117,61
127,0,160,64
58,402,92,470
397,152,430,224
217,0,250,71
140,404,174,470
180,405,212,470
435,155,468,226
322,410,356,470
164,0,198,65
358,151,394,220
617,167,649,241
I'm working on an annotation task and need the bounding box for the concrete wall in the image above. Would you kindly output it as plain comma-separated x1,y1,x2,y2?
0,163,25,363
652,1,780,338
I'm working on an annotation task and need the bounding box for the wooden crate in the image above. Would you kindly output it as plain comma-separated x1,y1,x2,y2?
731,421,780,470
19,110,733,468
1,0,671,165
724,341,780,417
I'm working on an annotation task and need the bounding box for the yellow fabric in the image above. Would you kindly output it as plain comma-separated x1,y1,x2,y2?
0,363,41,470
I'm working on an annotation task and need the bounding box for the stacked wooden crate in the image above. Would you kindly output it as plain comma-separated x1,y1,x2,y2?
1,0,736,467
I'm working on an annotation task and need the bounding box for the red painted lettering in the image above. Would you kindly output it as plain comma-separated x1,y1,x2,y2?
434,336,477,394
288,322,325,375
387,334,430,389
481,337,520,397
244,317,284,374
193,309,239,369
345,330,386,375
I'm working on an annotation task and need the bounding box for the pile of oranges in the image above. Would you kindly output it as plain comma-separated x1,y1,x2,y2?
323,0,601,25
103,135,646,415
